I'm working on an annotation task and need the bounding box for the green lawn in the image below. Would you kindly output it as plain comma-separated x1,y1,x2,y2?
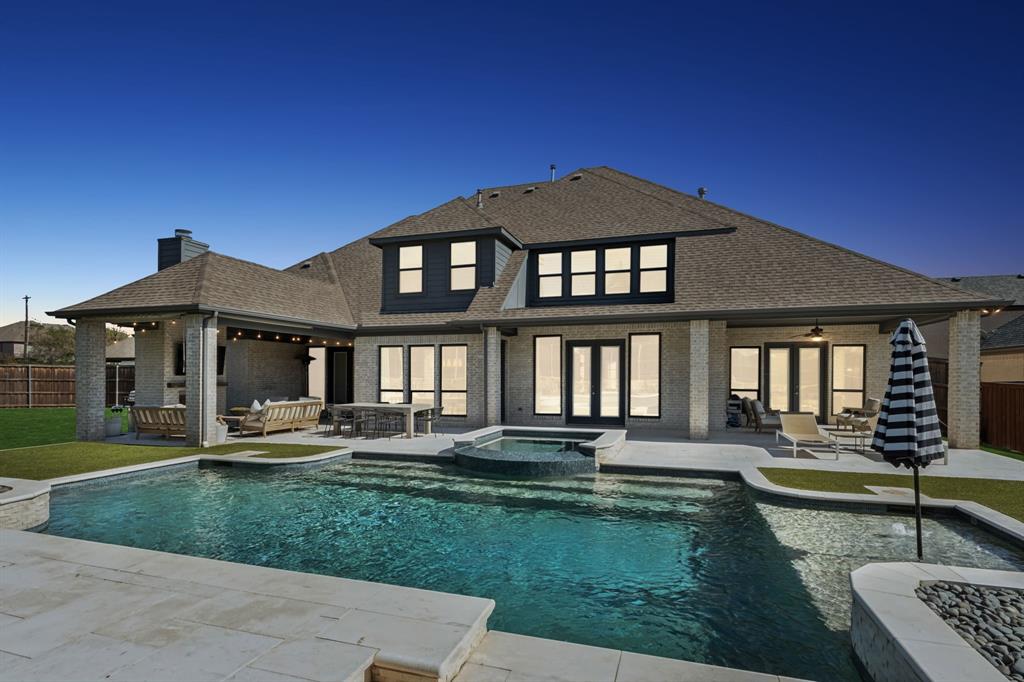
0,407,133,450
759,467,1024,522
982,443,1024,463
0,440,341,480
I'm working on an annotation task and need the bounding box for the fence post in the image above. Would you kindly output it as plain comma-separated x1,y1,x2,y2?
27,364,32,408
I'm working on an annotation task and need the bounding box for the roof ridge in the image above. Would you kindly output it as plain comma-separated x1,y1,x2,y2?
579,167,731,229
594,166,987,303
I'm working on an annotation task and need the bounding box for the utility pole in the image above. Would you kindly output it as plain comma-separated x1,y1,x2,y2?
22,295,31,361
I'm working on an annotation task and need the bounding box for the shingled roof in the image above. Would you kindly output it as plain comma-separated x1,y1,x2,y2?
938,274,1024,308
52,251,355,328
983,314,1024,351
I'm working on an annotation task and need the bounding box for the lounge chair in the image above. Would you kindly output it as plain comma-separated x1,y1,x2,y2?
776,412,832,457
836,397,881,430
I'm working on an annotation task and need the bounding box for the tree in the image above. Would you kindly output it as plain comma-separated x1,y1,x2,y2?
28,325,75,364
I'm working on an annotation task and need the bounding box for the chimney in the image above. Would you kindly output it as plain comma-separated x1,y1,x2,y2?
157,228,209,271
476,188,483,209
549,164,556,182
697,187,708,200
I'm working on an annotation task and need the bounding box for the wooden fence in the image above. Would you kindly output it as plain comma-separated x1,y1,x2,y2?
981,382,1024,453
0,364,135,408
930,358,948,435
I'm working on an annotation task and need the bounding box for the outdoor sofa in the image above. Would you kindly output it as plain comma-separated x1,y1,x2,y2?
132,405,187,439
238,399,323,437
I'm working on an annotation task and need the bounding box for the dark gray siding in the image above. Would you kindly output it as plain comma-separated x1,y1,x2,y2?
381,236,504,313
493,240,512,284
157,236,209,271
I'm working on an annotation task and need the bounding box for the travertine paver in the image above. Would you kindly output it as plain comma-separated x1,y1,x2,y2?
0,530,493,682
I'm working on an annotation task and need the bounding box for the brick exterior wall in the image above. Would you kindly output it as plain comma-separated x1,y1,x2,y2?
484,327,501,424
225,339,306,407
688,320,710,438
184,314,219,447
948,310,981,448
75,318,106,441
135,322,227,411
354,333,486,427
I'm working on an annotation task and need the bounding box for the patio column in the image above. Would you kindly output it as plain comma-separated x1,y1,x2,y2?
75,318,107,441
689,320,711,439
947,309,981,449
484,326,501,425
184,314,218,447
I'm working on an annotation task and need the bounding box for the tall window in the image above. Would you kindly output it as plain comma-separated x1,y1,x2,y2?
450,241,476,291
410,346,435,405
379,346,404,403
538,252,562,298
570,250,596,296
398,246,423,294
629,334,660,417
440,345,467,416
604,247,631,295
534,336,562,414
730,347,761,400
832,345,865,414
638,244,668,293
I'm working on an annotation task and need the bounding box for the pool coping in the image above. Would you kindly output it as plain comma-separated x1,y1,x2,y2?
849,562,1023,682
454,425,627,460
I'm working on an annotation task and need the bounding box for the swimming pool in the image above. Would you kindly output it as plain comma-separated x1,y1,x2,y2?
45,461,1024,681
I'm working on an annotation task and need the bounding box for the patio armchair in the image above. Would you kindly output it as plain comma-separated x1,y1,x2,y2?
742,398,781,433
836,397,881,430
776,412,832,457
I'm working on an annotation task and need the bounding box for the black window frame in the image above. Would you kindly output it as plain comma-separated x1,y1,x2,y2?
378,345,405,403
397,244,424,296
448,241,477,292
536,251,563,299
439,343,468,417
831,344,867,415
628,332,662,418
532,334,563,416
637,243,670,294
408,344,436,406
729,346,762,401
569,248,598,297
604,245,632,296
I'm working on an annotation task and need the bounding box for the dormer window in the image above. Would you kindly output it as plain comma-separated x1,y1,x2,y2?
398,245,423,294
538,252,562,298
450,241,477,291
639,244,668,293
604,247,631,295
570,250,597,296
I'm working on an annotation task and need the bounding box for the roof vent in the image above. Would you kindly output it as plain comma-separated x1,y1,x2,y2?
569,174,582,181
549,164,556,182
1018,274,1024,279
174,228,193,238
523,186,537,194
476,188,483,209
697,187,708,199
300,261,312,269
951,277,962,282
489,191,500,199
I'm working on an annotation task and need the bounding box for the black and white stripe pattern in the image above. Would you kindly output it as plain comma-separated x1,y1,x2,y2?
872,318,945,468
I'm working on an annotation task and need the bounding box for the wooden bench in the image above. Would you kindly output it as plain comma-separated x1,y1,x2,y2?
132,406,187,439
238,400,323,437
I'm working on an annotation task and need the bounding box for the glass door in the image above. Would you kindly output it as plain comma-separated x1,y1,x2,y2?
566,341,625,424
764,343,826,419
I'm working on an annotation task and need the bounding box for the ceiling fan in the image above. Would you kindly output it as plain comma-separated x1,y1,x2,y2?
791,320,829,342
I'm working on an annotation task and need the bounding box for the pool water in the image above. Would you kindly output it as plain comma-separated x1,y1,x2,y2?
477,436,584,454
45,461,1024,681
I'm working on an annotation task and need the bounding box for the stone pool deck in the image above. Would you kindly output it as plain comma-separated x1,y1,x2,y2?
0,530,806,682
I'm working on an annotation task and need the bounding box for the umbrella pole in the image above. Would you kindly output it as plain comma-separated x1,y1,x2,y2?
913,462,923,561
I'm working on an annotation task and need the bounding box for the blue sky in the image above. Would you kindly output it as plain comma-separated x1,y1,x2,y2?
2,1,1022,325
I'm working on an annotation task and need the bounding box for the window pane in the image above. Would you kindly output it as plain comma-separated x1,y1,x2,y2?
441,345,467,391
600,345,620,418
639,244,668,268
832,346,864,390
571,273,596,296
571,250,596,273
629,334,660,417
538,252,561,275
411,391,435,405
410,346,434,391
833,391,864,415
380,347,403,391
534,336,561,414
451,266,476,290
730,348,760,392
798,347,821,416
539,275,562,298
451,241,476,266
399,269,422,294
380,391,405,404
769,348,790,412
605,272,630,295
605,247,630,271
572,347,592,416
399,245,422,269
441,392,467,417
734,390,759,401
639,269,666,293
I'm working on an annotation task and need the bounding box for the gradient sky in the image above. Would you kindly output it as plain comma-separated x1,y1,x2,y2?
2,1,1022,325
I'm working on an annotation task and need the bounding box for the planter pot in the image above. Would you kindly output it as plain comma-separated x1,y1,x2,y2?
104,416,123,437
214,423,229,444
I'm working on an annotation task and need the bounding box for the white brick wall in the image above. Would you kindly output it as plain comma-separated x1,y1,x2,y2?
75,318,106,441
948,310,981,448
689,320,710,438
225,338,306,407
184,314,219,447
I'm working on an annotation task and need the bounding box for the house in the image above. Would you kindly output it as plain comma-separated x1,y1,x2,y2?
920,275,1024,382
49,167,1007,448
0,320,64,359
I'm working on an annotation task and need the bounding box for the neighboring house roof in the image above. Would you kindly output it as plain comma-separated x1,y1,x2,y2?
982,314,1024,351
52,251,355,328
106,336,135,360
52,166,999,330
937,274,1024,308
0,320,62,344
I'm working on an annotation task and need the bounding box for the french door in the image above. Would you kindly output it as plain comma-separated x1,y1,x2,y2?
566,341,625,425
764,343,827,419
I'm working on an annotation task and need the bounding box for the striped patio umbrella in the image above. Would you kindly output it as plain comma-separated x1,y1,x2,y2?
872,318,944,560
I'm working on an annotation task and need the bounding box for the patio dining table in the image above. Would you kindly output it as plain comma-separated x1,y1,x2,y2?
334,402,435,439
